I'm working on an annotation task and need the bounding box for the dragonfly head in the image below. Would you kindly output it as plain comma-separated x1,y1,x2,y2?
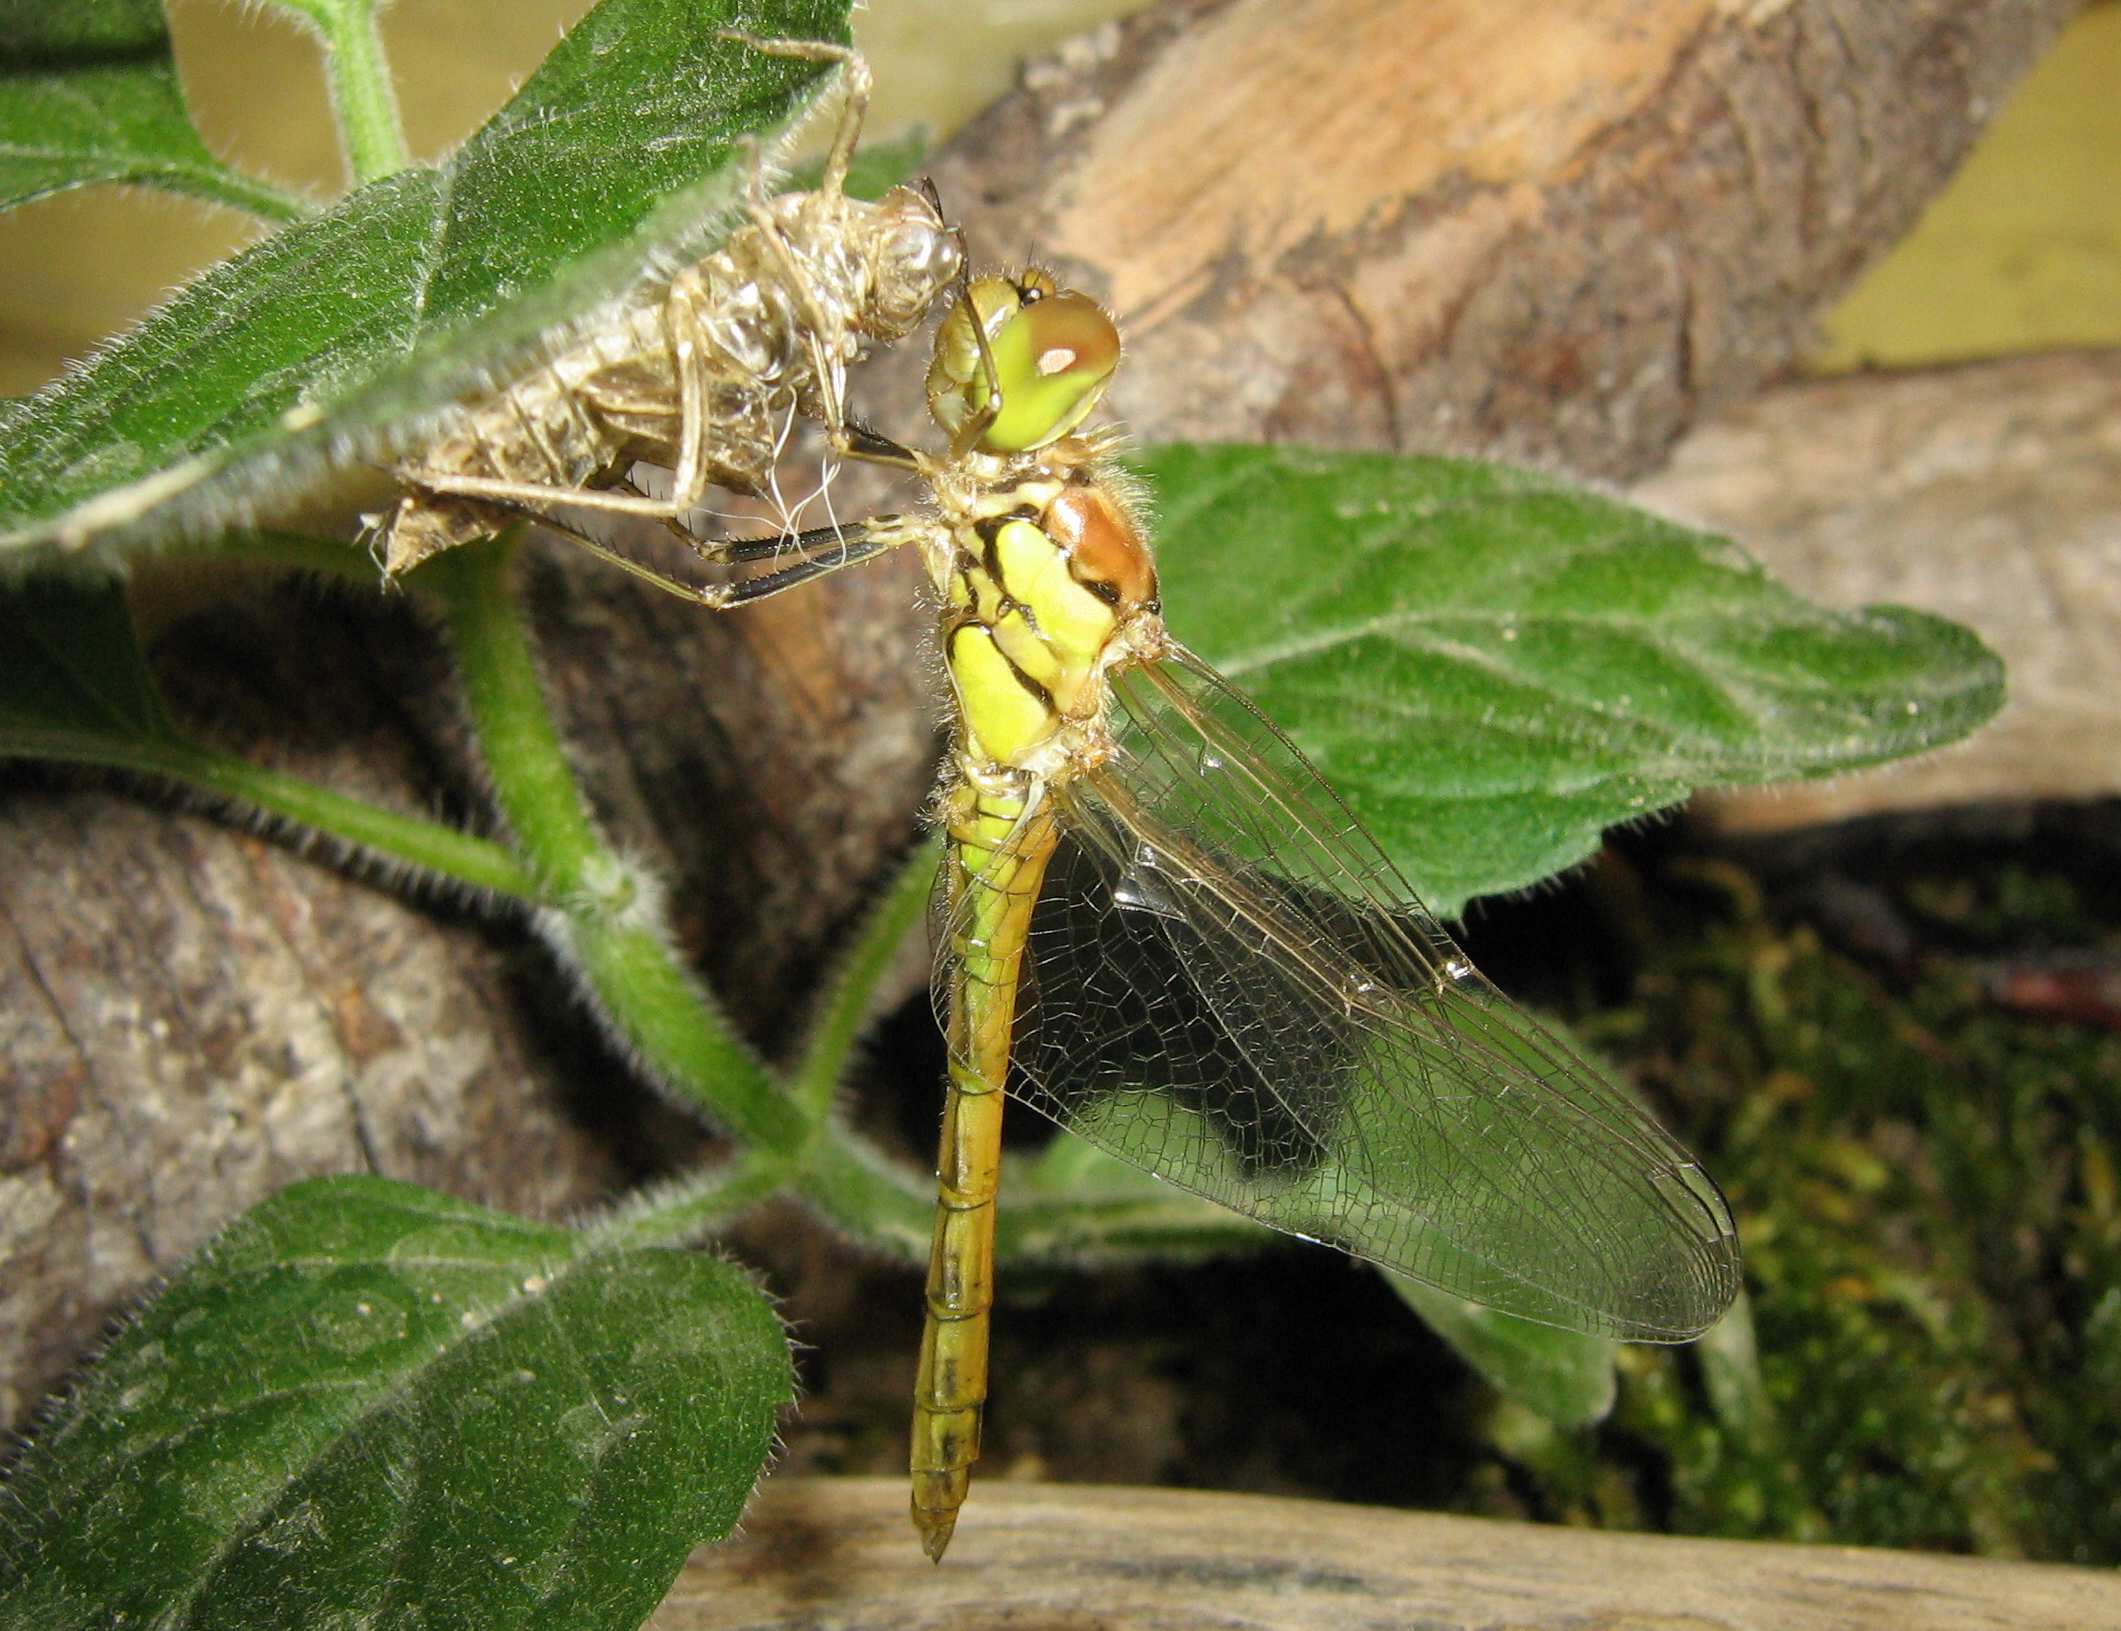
927,268,1120,455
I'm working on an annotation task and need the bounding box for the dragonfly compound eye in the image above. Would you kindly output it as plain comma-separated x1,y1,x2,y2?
975,291,1120,454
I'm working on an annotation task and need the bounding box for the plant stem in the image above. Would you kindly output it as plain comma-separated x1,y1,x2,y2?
997,1186,1266,1264
14,732,537,899
282,0,409,182
586,1152,793,1252
175,165,315,225
787,836,939,1123
422,540,1012,1255
795,1129,936,1259
568,912,806,1154
427,537,603,890
425,537,807,1156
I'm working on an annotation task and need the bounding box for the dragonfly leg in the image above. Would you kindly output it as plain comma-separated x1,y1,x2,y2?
944,266,1007,460
479,504,914,610
827,414,924,473
702,533,897,607
396,469,692,518
715,33,871,199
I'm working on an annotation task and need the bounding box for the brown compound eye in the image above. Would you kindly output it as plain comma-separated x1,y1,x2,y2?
975,289,1121,454
1046,482,1157,610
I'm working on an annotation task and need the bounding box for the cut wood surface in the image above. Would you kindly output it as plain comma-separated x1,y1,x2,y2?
1637,348,2121,829
646,1477,2116,1631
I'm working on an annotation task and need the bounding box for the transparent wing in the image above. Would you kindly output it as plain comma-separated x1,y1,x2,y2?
939,644,1739,1341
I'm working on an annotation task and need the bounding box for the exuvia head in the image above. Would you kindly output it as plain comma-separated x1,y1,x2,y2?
926,268,1121,456
863,185,965,336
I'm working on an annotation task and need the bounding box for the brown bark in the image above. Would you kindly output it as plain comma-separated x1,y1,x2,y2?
647,1477,2113,1631
0,0,2080,1435
0,579,667,1432
0,549,938,1439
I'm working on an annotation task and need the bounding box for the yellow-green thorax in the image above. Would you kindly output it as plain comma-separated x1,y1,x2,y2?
939,465,1160,775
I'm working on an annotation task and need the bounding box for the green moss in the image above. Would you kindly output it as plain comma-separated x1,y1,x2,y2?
1486,850,2119,1561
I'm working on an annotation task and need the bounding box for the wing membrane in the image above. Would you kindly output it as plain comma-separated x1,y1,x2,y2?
941,645,1739,1341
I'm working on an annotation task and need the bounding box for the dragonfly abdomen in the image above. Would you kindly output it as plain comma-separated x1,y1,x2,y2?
913,788,1060,1560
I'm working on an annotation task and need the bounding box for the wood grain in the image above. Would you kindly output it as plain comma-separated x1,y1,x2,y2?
646,1477,2118,1631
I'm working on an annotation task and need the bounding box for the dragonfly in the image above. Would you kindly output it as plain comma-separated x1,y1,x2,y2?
628,263,1744,1558
368,37,961,590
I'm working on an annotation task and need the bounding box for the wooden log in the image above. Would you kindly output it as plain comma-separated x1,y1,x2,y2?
919,0,2079,478
646,1477,2115,1631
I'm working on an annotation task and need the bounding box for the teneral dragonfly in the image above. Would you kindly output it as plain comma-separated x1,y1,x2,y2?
765,267,1744,1558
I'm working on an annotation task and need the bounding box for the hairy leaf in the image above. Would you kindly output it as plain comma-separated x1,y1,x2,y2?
1141,444,2005,914
0,1176,793,1631
0,570,172,749
0,0,852,566
0,0,166,60
0,4,305,220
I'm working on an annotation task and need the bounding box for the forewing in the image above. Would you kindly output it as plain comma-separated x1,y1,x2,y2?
996,646,1739,1341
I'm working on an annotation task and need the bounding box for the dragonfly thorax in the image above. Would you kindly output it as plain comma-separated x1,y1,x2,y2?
918,267,1157,778
941,467,1158,775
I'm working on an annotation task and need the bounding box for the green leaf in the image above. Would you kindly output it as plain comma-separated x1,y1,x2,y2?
1141,444,2006,913
0,0,308,220
0,0,167,59
1388,1274,1619,1427
1693,1287,1768,1438
0,569,174,747
0,1175,794,1631
0,0,853,564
